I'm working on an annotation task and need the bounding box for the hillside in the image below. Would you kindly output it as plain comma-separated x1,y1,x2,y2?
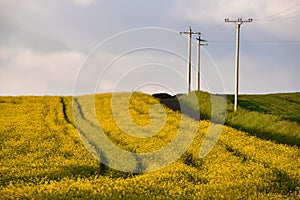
178,91,300,146
1,93,299,199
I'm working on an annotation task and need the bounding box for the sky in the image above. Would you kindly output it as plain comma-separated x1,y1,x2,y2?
0,0,299,96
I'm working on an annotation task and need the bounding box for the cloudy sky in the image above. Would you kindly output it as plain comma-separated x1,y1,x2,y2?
0,0,299,95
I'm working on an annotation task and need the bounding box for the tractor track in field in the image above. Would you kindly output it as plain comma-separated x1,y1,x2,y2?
60,97,72,124
71,97,147,174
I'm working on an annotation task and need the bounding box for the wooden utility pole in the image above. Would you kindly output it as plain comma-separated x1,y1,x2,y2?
225,18,253,111
180,26,201,94
195,33,207,91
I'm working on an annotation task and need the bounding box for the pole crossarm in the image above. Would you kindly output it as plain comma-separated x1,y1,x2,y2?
179,26,201,35
196,37,208,46
225,18,253,24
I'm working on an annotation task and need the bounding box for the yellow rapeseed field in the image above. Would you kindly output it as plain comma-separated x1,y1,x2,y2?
0,93,299,199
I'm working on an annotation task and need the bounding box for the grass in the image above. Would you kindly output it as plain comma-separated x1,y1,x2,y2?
234,93,300,124
0,92,299,199
178,91,300,146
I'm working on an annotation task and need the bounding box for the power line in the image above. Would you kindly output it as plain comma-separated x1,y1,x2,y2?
266,2,300,18
204,24,232,35
207,40,300,44
255,2,300,21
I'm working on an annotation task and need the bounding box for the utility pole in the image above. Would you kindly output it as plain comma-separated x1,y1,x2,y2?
180,26,201,94
195,33,207,91
225,18,253,111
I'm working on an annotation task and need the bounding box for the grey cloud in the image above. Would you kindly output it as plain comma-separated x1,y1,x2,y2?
0,0,299,95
